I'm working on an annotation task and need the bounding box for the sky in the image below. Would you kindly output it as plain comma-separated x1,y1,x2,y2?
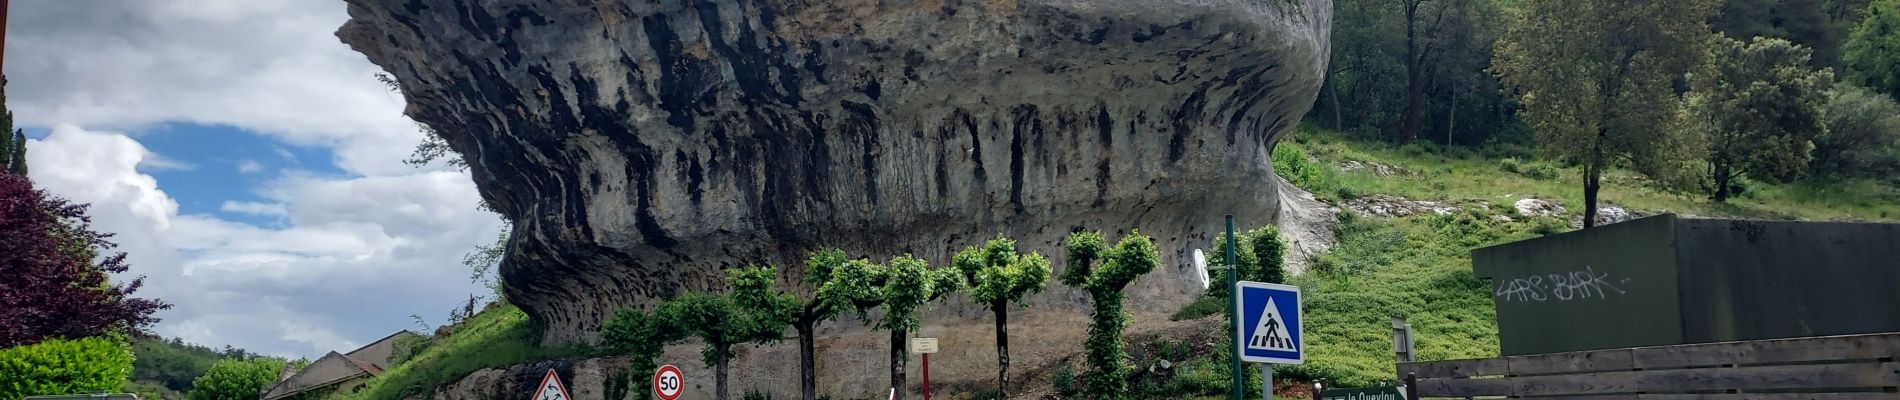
6,1,503,358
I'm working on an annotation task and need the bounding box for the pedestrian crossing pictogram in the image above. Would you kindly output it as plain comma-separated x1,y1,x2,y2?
1248,297,1297,352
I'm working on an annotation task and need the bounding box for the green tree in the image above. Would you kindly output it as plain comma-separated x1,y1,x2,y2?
1206,227,1290,298
0,77,25,175
1845,0,1900,100
1494,0,1718,227
1687,37,1835,201
779,249,851,400
0,337,134,399
950,235,1050,398
1814,83,1900,175
186,358,283,400
601,307,683,400
1063,230,1160,400
877,256,961,400
1714,0,1841,66
1316,0,1510,145
658,267,796,400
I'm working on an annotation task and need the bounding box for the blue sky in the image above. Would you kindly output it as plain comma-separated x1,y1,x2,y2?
7,1,501,358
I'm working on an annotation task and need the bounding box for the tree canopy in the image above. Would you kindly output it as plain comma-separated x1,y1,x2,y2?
0,173,169,347
1687,37,1835,201
1845,0,1900,100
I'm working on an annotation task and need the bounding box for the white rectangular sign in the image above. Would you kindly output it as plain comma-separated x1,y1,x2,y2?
909,337,939,354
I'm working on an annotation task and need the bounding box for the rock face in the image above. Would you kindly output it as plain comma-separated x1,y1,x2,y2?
338,0,1331,342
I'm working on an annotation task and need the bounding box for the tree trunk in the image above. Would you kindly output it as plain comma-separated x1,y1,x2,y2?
891,329,908,400
716,343,731,400
1400,0,1424,142
1712,159,1733,202
797,318,818,400
1328,71,1344,130
995,303,1011,399
1446,88,1457,147
1584,132,1605,229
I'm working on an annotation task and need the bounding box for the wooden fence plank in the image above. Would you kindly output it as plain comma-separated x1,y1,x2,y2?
1632,362,1900,392
1400,358,1509,379
1510,348,1636,375
1512,370,1642,396
1414,377,1511,397
1633,333,1900,369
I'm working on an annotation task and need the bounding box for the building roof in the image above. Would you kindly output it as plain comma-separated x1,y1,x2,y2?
260,330,418,400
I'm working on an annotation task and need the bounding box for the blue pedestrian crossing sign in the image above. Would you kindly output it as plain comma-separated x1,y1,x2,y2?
1237,281,1303,364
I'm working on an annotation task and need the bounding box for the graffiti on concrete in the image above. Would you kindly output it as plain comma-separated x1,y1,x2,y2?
1495,266,1629,303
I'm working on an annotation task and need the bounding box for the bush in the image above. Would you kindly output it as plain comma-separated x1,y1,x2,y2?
1522,162,1560,180
1170,295,1227,321
742,390,775,400
1052,361,1078,396
0,337,135,399
186,358,284,400
1398,142,1434,157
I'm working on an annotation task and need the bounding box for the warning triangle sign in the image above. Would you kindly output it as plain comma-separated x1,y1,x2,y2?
1248,297,1297,352
533,369,571,400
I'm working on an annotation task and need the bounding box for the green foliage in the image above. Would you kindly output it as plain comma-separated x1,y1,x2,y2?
951,235,1050,397
952,236,1051,308
337,304,598,400
1494,0,1717,226
1714,0,1845,66
1686,36,1835,201
1064,231,1160,400
1315,0,1514,144
600,308,680,399
0,82,24,175
743,390,776,400
388,333,431,367
1206,226,1290,299
129,337,230,392
1815,84,1900,176
1845,0,1900,100
1168,295,1228,321
186,358,283,400
1052,361,1078,396
1500,158,1559,180
0,337,134,400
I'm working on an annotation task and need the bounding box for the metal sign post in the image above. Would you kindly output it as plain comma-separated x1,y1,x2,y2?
910,337,939,400
1237,280,1304,400
1225,215,1244,400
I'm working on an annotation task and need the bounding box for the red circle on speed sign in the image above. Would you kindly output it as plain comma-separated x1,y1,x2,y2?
653,364,685,400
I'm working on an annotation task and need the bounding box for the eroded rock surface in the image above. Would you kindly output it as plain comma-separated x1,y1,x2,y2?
339,0,1331,342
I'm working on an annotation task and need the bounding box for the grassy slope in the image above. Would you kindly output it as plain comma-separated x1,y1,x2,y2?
335,303,598,400
1263,127,1898,387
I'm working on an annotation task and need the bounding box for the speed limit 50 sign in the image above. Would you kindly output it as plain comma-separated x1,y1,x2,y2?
653,364,685,400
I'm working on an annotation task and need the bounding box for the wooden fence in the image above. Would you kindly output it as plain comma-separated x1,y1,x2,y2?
1394,332,1900,399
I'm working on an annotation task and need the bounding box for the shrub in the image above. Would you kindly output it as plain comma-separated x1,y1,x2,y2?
1052,361,1078,395
0,337,135,399
1169,295,1226,321
1500,157,1524,174
1398,142,1433,157
742,390,775,400
1522,162,1560,180
187,358,284,400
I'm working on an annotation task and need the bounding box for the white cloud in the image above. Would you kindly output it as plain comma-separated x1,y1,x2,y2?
236,160,265,174
4,1,429,177
27,126,499,358
140,151,197,171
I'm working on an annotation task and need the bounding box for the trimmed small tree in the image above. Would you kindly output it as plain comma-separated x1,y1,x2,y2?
815,256,960,400
658,267,795,400
1063,230,1160,400
602,305,687,398
789,249,851,400
951,235,1051,398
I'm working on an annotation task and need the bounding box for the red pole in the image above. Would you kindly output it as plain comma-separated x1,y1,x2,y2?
922,353,931,400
